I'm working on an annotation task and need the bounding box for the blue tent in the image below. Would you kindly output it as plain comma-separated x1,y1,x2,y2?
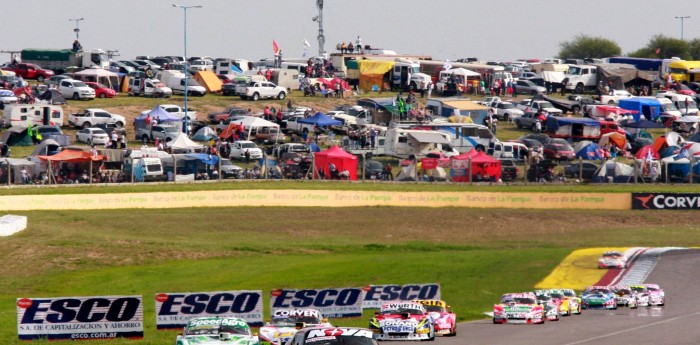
299,112,342,126
134,106,182,124
660,145,679,158
184,153,219,165
575,143,603,160
618,98,661,121
309,142,321,152
545,116,600,133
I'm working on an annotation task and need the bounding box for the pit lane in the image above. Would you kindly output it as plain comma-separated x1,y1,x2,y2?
392,249,700,345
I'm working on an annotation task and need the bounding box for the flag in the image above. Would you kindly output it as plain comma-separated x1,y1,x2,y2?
443,59,452,70
272,40,280,55
646,149,653,162
303,39,311,47
676,147,689,160
655,47,661,55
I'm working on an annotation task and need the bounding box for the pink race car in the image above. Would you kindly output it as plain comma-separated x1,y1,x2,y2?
643,284,665,306
414,300,456,336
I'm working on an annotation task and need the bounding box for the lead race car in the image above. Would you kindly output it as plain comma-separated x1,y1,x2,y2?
643,283,666,306
412,300,457,336
581,286,617,310
369,302,435,341
259,309,332,345
493,292,545,324
176,317,259,345
598,251,627,269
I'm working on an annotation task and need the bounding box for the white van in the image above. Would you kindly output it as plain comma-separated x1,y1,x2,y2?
660,93,698,115
655,97,683,118
130,157,164,182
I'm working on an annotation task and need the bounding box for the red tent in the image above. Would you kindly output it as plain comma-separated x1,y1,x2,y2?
38,149,105,162
450,151,502,182
635,145,660,160
314,146,358,180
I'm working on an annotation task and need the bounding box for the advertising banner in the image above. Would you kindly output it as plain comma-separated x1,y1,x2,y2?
632,193,700,210
362,284,441,309
270,288,365,318
16,295,143,340
155,291,263,329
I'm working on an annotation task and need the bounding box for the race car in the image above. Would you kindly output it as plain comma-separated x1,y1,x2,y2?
413,299,457,336
610,286,638,308
533,292,562,321
369,302,435,341
176,317,259,345
556,288,582,315
493,292,545,324
536,289,574,316
598,251,627,269
643,283,666,306
259,309,332,345
289,327,378,345
581,286,617,310
629,285,651,307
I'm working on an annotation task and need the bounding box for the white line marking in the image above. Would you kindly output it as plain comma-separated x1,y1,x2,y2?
562,311,700,345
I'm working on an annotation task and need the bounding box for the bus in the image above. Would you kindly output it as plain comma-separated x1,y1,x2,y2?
667,60,700,83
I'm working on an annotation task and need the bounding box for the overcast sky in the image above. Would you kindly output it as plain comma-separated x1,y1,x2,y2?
4,0,700,63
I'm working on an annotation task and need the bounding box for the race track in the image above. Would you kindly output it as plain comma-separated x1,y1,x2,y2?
413,249,700,345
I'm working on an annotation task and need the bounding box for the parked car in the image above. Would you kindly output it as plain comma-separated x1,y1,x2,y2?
500,159,519,181
208,107,249,124
491,101,524,121
85,82,116,98
36,125,63,141
564,161,599,179
514,79,547,95
255,127,286,143
0,89,18,109
58,79,95,100
76,127,109,145
667,83,696,96
543,142,575,161
219,158,243,179
44,75,72,88
229,140,263,160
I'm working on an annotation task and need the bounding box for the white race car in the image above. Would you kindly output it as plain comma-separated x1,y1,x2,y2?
629,285,651,307
259,309,331,345
643,284,665,306
176,317,259,345
610,286,638,308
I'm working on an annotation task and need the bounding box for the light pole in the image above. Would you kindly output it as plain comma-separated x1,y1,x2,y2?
675,16,691,40
69,18,84,40
173,4,202,135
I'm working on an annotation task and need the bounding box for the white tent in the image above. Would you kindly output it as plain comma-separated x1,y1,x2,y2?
166,134,205,153
72,68,120,91
230,116,280,141
594,160,633,182
573,140,594,153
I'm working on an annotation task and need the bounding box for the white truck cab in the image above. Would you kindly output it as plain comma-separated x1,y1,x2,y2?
564,64,597,94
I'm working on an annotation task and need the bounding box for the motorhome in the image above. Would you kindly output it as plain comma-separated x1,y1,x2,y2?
3,104,63,128
425,98,489,124
403,122,496,153
127,78,173,98
383,128,455,159
155,70,206,96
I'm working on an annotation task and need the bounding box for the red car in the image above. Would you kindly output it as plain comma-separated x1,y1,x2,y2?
598,120,626,136
413,300,456,336
2,63,54,82
543,143,575,160
85,82,116,98
667,83,696,96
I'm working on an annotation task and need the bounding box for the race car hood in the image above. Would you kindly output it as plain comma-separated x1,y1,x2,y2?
258,326,296,344
177,334,258,345
500,303,537,313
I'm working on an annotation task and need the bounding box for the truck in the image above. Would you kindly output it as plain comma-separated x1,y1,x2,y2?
1,63,54,82
127,78,173,98
140,104,197,122
68,108,126,129
563,64,598,94
236,81,287,101
155,70,207,96
20,49,110,75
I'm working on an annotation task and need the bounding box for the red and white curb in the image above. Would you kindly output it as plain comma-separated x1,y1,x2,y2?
598,247,686,286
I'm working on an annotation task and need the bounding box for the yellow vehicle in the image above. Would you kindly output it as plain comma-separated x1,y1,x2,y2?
667,60,700,83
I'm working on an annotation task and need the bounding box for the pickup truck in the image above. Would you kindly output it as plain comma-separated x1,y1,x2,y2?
1,63,54,82
140,104,197,122
599,89,632,105
516,99,563,115
69,108,126,129
136,124,181,143
236,81,287,101
514,112,543,131
284,115,316,134
208,107,249,124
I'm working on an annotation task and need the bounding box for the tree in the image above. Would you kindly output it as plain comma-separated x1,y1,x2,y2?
557,34,621,59
630,34,690,59
688,38,700,60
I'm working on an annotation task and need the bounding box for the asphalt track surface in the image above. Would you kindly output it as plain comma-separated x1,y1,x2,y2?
389,249,700,345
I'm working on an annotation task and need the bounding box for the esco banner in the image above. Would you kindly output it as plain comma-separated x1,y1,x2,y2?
155,291,263,329
362,284,441,309
16,295,144,341
270,288,365,318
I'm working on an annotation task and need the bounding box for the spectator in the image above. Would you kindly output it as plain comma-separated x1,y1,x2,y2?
72,40,82,52
347,42,354,53
340,42,347,53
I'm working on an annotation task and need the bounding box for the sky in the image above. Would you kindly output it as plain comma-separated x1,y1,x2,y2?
3,0,700,63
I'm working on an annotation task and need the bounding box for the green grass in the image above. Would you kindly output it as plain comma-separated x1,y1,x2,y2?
1,206,699,344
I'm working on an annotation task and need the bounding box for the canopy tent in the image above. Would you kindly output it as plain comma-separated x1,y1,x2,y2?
591,161,634,183
36,89,66,105
166,134,205,153
299,112,343,126
541,71,565,83
192,126,217,141
37,149,104,162
318,78,351,91
598,132,627,150
135,106,182,123
313,146,358,180
545,117,600,139
0,158,37,184
450,150,502,182
358,60,394,91
73,68,120,91
31,139,62,156
619,98,661,121
575,143,604,160
193,70,222,93
183,153,220,166
407,131,452,145
595,63,654,89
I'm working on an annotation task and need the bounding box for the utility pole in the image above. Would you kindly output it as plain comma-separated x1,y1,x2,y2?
315,0,325,56
69,18,85,40
675,16,691,40
106,50,120,59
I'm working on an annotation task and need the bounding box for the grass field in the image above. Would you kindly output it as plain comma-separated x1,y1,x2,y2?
2,206,699,344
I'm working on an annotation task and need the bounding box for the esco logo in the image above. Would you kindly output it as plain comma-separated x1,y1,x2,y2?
19,297,141,324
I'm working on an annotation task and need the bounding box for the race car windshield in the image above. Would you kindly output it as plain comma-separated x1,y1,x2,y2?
423,305,445,313
587,289,609,294
381,307,423,315
271,316,322,326
513,298,535,304
631,287,646,293
616,289,632,294
304,335,376,345
562,291,575,297
549,293,564,299
646,286,659,291
186,325,249,336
